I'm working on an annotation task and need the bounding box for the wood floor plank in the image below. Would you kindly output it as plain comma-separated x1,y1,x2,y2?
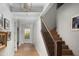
15,43,39,56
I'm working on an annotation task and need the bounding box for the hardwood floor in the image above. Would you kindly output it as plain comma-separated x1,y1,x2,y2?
15,43,39,56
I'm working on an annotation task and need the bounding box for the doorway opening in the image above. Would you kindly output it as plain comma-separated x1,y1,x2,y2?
24,28,31,40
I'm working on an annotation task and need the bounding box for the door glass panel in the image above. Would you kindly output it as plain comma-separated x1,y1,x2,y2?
24,28,30,39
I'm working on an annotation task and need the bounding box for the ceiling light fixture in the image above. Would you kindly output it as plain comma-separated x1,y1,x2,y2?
21,3,32,12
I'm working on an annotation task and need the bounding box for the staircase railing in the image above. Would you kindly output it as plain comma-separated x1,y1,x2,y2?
41,18,62,56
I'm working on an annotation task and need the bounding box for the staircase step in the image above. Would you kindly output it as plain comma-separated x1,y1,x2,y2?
51,32,58,36
57,40,65,45
62,49,73,56
56,40,65,45
62,54,74,56
50,30,58,34
52,34,60,37
62,44,69,49
61,41,65,45
53,36,62,41
50,28,74,56
52,35,60,38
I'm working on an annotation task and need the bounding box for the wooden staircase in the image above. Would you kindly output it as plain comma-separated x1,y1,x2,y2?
41,19,74,56
50,28,74,56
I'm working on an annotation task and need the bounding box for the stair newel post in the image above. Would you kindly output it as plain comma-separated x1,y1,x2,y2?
54,42,57,56
56,41,62,56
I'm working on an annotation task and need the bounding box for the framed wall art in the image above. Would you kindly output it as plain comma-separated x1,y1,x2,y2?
0,14,4,29
4,18,10,30
72,16,79,30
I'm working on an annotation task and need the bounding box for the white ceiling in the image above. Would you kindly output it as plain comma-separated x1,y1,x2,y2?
12,12,40,24
8,3,46,12
9,3,47,24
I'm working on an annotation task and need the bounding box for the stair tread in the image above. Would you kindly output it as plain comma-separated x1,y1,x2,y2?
62,49,73,55
54,38,62,41
62,54,74,56
62,49,72,52
57,40,65,44
62,49,71,50
62,45,69,49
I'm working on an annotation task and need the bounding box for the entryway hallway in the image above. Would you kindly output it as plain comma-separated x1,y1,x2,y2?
0,3,79,56
15,43,39,56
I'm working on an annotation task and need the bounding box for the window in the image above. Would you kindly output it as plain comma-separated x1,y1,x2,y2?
24,28,30,39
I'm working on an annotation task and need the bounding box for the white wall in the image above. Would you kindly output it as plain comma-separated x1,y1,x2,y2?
57,3,79,56
19,23,24,45
41,4,57,30
33,18,48,56
0,4,14,56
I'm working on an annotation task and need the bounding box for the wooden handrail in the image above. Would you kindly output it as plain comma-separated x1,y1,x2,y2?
41,17,62,56
41,18,61,42
41,18,57,55
41,19,56,42
41,18,56,43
